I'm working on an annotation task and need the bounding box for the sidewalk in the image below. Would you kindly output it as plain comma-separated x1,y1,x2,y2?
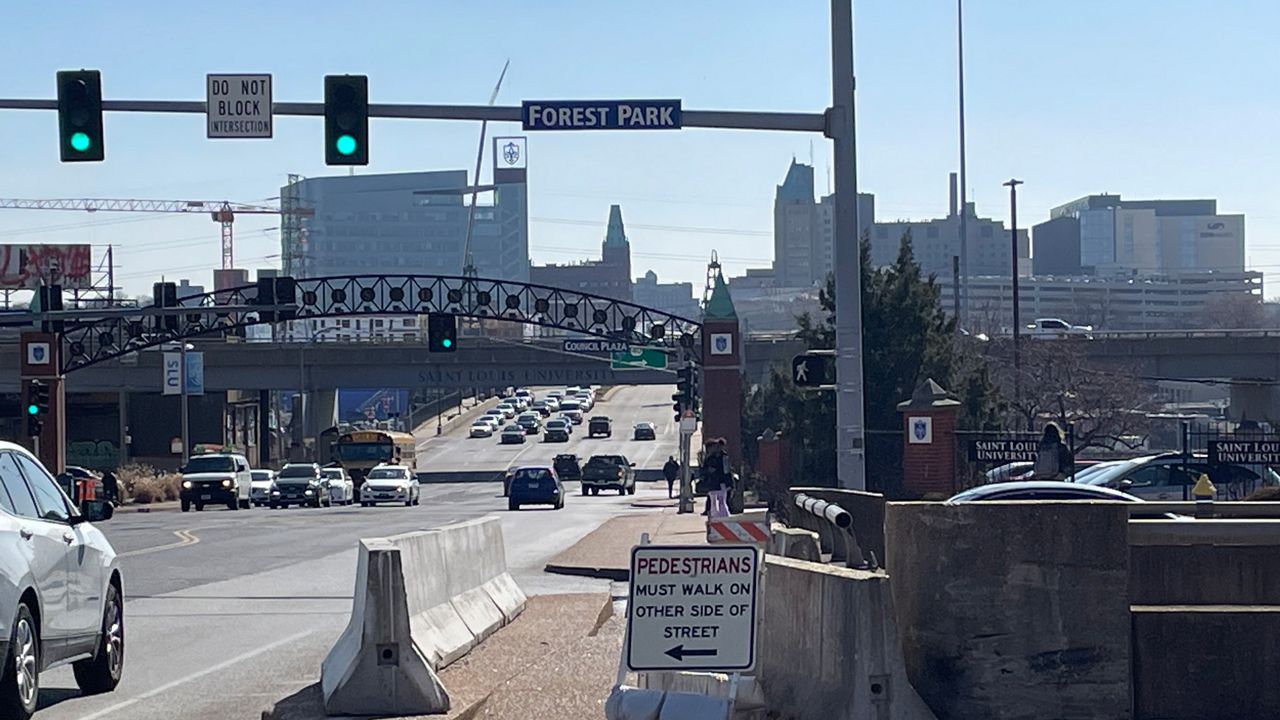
262,593,621,720
544,509,708,581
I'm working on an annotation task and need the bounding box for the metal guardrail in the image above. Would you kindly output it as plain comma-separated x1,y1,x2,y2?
793,493,876,570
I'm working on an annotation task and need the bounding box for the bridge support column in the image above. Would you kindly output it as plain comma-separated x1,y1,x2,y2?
1229,382,1279,424
700,274,742,470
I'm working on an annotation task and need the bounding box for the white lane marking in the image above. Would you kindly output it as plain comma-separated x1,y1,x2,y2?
74,627,317,720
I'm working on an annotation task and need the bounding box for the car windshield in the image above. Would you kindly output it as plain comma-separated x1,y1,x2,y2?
279,466,318,479
251,471,273,481
587,456,625,467
322,470,343,479
547,420,566,428
185,456,235,473
1067,460,1128,483
514,468,553,482
367,468,407,480
1076,457,1154,486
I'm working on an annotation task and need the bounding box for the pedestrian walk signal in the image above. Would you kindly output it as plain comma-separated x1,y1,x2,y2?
324,75,368,165
57,70,104,162
791,352,834,388
427,313,456,353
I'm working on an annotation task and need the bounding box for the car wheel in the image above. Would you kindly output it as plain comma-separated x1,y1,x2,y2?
508,501,519,511
0,602,38,720
181,499,191,512
240,499,251,509
73,582,124,694
195,502,204,512
269,502,278,509
590,487,600,496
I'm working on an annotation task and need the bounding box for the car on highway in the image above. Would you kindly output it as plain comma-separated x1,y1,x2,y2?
360,465,420,507
470,419,497,438
529,402,552,418
633,422,657,441
495,403,517,419
516,413,543,435
544,418,572,442
321,467,355,505
588,416,613,438
508,466,564,511
483,408,506,422
1028,317,1093,339
515,388,535,404
582,454,636,496
542,396,561,412
249,469,276,507
574,396,595,412
500,425,527,444
270,463,331,509
559,398,583,414
178,452,253,512
562,408,584,425
0,442,124,718
554,454,583,483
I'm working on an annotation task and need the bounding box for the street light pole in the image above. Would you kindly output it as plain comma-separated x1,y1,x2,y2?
180,341,189,463
830,0,868,489
1004,178,1024,417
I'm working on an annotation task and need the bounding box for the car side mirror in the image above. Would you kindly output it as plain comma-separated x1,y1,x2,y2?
630,463,637,467
79,499,114,523
1119,479,1134,490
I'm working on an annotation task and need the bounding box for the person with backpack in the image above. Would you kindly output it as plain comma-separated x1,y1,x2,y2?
1033,423,1073,480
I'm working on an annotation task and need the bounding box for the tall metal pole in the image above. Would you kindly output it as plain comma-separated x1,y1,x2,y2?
180,342,190,463
830,0,867,489
952,255,961,327
957,0,969,325
1005,178,1024,416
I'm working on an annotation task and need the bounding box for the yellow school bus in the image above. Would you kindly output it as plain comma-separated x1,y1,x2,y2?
331,429,417,493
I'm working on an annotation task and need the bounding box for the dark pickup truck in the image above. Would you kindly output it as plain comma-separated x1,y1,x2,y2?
582,454,635,496
587,416,613,438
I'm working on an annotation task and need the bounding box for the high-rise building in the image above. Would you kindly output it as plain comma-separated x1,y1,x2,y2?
530,204,632,301
1033,194,1243,276
280,170,529,281
772,160,874,288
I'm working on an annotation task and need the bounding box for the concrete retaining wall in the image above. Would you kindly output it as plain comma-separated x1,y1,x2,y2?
1129,519,1280,605
790,487,885,564
757,556,936,720
1132,606,1280,720
321,516,527,715
885,502,1132,720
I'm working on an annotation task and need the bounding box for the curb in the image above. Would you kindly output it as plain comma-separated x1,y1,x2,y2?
543,562,630,582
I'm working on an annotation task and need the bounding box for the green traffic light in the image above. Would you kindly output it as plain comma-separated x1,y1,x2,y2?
335,134,358,156
26,404,38,416
69,132,91,152
442,338,453,349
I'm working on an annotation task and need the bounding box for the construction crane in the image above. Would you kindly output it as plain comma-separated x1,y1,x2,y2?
0,198,315,270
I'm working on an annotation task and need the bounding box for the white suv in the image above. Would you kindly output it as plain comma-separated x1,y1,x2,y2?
0,442,123,718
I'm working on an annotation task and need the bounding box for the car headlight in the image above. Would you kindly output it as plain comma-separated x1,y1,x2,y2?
361,483,371,492
221,479,232,487
271,490,281,496
304,489,314,496
182,480,192,489
397,484,408,492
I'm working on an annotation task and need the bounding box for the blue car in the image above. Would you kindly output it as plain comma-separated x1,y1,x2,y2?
508,466,564,511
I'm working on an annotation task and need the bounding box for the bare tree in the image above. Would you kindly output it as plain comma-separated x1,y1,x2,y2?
1198,293,1267,329
988,340,1156,453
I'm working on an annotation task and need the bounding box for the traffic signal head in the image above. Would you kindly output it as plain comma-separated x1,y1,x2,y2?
25,380,49,437
325,75,368,165
57,70,104,162
427,313,457,352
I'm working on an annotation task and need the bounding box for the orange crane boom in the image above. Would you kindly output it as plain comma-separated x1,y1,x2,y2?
0,197,315,270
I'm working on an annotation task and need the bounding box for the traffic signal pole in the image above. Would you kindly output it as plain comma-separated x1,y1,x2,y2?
20,332,66,474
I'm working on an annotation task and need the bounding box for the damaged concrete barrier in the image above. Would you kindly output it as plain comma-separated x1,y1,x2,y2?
321,516,527,715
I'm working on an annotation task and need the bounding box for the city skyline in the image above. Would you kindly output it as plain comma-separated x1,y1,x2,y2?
0,1,1275,297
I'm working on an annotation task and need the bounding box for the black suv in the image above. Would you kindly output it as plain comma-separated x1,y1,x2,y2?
270,463,331,508
553,454,582,482
582,454,635,496
588,416,613,438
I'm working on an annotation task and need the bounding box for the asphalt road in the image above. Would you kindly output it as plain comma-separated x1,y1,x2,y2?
416,384,683,473
33,478,670,719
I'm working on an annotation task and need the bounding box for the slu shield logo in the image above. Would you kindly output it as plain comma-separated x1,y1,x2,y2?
31,346,45,362
502,141,521,166
913,420,928,440
715,337,728,353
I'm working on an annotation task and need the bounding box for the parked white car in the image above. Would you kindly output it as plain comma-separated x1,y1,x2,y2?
360,465,420,507
1028,317,1093,339
0,442,124,718
249,469,276,507
321,467,355,505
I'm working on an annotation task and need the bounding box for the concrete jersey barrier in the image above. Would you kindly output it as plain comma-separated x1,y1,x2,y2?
320,516,527,715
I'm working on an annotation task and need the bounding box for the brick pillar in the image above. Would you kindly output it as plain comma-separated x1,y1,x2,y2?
897,378,961,499
701,317,743,468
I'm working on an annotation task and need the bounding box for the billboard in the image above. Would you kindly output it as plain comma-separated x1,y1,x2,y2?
0,244,93,289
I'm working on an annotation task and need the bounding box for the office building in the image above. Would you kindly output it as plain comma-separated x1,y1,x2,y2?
530,204,632,301
1032,195,1244,276
938,270,1263,332
633,270,699,319
280,170,529,282
772,160,874,288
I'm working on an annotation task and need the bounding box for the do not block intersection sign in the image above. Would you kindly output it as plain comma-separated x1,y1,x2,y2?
626,545,758,672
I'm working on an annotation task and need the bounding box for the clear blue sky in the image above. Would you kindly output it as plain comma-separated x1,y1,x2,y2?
1,0,1276,297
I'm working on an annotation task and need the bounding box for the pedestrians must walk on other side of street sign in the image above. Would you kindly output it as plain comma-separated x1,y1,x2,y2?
522,99,682,131
626,544,758,672
207,74,272,139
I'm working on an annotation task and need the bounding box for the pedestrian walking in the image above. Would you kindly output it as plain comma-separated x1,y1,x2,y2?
102,470,120,506
662,456,680,499
1032,423,1072,480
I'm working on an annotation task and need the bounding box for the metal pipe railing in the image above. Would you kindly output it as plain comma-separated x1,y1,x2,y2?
794,493,869,569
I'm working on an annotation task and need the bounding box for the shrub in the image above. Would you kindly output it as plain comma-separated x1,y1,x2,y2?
114,463,182,504
1245,486,1280,501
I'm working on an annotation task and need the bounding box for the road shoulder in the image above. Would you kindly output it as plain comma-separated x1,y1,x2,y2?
544,509,708,580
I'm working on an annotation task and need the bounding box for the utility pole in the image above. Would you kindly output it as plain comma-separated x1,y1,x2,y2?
180,341,190,463
1004,178,1024,417
952,255,961,328
957,0,969,325
830,0,867,489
